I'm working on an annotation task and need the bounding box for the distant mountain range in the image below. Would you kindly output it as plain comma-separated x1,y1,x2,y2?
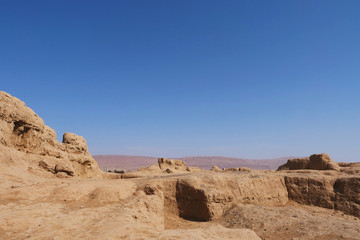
93,155,294,171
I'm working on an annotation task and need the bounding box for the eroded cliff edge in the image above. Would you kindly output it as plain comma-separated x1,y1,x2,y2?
0,91,101,178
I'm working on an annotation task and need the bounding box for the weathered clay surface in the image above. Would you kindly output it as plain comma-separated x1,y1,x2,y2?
222,203,360,240
1,91,359,240
278,153,340,171
0,91,101,178
283,174,360,218
173,172,288,221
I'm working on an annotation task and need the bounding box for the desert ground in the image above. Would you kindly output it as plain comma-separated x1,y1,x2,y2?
1,91,359,240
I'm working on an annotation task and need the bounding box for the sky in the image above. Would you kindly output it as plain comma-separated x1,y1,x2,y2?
1,1,360,161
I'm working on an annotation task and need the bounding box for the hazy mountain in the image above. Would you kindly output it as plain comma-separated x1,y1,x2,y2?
93,155,294,171
93,155,158,171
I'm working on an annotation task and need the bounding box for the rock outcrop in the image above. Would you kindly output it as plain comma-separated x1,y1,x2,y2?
62,132,88,152
158,158,187,171
277,154,360,216
0,91,101,177
278,153,340,171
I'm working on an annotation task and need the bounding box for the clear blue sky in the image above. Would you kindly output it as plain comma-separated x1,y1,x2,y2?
1,1,359,161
